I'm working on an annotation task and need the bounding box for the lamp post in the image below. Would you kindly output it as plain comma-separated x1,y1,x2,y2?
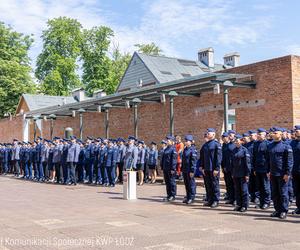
168,91,178,136
49,114,56,139
103,103,112,138
132,98,141,138
222,81,233,132
78,108,86,140
33,116,39,141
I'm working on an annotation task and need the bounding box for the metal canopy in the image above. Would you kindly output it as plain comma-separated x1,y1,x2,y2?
26,72,255,117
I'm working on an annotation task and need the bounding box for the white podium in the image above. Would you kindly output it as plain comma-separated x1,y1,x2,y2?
123,170,137,200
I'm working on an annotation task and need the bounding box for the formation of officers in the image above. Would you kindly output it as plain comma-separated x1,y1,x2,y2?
0,125,300,220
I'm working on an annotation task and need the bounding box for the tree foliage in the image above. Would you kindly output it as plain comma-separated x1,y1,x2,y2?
81,26,113,96
0,22,36,117
35,17,83,96
134,42,163,55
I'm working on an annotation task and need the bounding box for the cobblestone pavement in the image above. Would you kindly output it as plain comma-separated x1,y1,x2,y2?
0,175,299,250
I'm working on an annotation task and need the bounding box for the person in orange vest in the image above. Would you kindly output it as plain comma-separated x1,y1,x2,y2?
175,135,184,180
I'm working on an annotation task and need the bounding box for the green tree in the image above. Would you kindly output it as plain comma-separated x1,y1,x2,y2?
108,45,131,93
134,42,163,55
0,22,36,117
35,17,82,96
81,26,114,95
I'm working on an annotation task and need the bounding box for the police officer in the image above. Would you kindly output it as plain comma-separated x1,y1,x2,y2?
182,135,197,204
66,136,80,185
98,140,107,185
246,130,260,204
267,127,293,219
116,138,126,183
52,137,62,183
253,128,271,209
105,139,117,187
148,142,158,184
231,134,251,212
12,139,21,177
290,125,300,214
61,139,69,184
161,135,177,202
221,132,236,205
137,140,146,185
124,136,138,171
200,128,222,208
85,136,95,184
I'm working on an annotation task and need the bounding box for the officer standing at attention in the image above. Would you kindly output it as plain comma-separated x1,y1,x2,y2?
85,137,95,184
221,132,236,205
267,127,293,219
66,136,80,185
290,125,300,214
246,130,260,204
182,135,198,204
124,136,138,171
105,139,117,187
253,128,271,209
231,134,251,212
137,140,146,185
161,135,177,202
200,128,222,208
52,137,63,184
116,138,126,183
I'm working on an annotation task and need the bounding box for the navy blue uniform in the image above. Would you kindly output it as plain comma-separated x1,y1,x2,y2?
182,145,198,200
253,140,271,207
267,140,293,213
221,141,235,202
161,145,177,198
232,146,251,209
61,144,69,184
105,146,117,186
200,139,222,205
84,143,95,183
245,140,260,202
290,139,300,210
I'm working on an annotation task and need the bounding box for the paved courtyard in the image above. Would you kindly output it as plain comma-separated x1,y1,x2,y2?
0,176,299,250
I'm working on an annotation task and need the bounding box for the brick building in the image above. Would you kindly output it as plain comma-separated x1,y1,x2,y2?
0,48,299,145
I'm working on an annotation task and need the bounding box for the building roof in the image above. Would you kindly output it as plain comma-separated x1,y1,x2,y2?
22,94,77,111
116,52,227,92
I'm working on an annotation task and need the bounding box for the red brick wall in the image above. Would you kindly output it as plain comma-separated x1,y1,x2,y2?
0,116,23,142
0,55,297,145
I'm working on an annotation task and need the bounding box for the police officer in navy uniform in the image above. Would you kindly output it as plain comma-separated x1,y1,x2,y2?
290,125,300,214
161,135,177,202
246,130,260,204
267,127,293,219
182,135,197,204
221,132,236,205
85,136,95,184
200,128,222,208
116,138,126,183
124,136,138,171
253,128,271,209
231,134,251,212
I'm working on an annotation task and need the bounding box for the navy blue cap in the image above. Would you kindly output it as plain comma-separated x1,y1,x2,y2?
128,136,136,141
206,128,216,133
70,136,77,140
138,140,145,145
235,134,243,140
273,127,283,132
184,134,193,141
151,141,157,145
13,138,18,141
87,136,94,140
257,128,267,133
295,125,300,130
161,140,167,144
53,136,60,140
166,135,175,141
248,130,257,135
118,137,125,143
281,127,287,132
37,136,43,140
228,130,236,134
242,133,249,137
222,132,229,137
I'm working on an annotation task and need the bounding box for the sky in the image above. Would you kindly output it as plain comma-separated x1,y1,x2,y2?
1,0,300,70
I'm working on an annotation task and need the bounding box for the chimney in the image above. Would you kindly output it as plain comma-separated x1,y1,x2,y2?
198,47,214,68
223,52,240,67
71,87,86,102
93,89,107,99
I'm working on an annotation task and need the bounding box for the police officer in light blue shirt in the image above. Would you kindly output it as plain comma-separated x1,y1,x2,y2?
200,128,222,208
124,136,138,171
161,135,177,202
66,136,80,185
182,135,198,204
267,127,293,219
